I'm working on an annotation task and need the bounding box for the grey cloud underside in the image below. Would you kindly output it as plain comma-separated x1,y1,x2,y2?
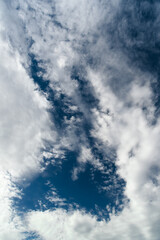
1,0,160,239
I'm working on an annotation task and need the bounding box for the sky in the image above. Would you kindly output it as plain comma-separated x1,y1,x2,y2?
0,0,160,239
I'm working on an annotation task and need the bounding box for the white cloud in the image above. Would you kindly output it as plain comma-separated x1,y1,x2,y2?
25,65,160,240
0,32,56,179
0,7,59,238
26,193,160,240
0,170,25,240
26,209,97,240
1,0,160,240
86,63,160,239
46,189,67,208
72,145,105,180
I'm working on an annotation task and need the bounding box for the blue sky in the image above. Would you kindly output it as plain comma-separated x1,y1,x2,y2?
0,0,160,239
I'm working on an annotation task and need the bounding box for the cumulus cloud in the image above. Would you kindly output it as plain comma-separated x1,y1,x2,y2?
26,193,160,240
0,29,56,179
1,0,160,239
0,170,25,240
25,67,160,240
0,3,59,238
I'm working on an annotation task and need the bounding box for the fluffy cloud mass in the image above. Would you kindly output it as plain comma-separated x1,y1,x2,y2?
1,0,160,239
0,36,53,178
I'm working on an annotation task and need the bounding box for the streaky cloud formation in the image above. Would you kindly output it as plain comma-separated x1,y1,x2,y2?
0,0,160,239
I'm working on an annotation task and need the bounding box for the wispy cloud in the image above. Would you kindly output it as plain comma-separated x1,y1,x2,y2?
1,0,160,239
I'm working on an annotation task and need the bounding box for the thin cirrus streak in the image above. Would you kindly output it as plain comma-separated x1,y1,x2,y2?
0,0,160,240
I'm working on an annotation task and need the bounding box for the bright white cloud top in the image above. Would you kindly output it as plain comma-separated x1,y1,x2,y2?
0,0,160,240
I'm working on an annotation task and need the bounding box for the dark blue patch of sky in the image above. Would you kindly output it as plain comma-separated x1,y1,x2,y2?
14,52,127,220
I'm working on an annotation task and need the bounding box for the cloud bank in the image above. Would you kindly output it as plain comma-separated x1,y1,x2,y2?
1,0,160,239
